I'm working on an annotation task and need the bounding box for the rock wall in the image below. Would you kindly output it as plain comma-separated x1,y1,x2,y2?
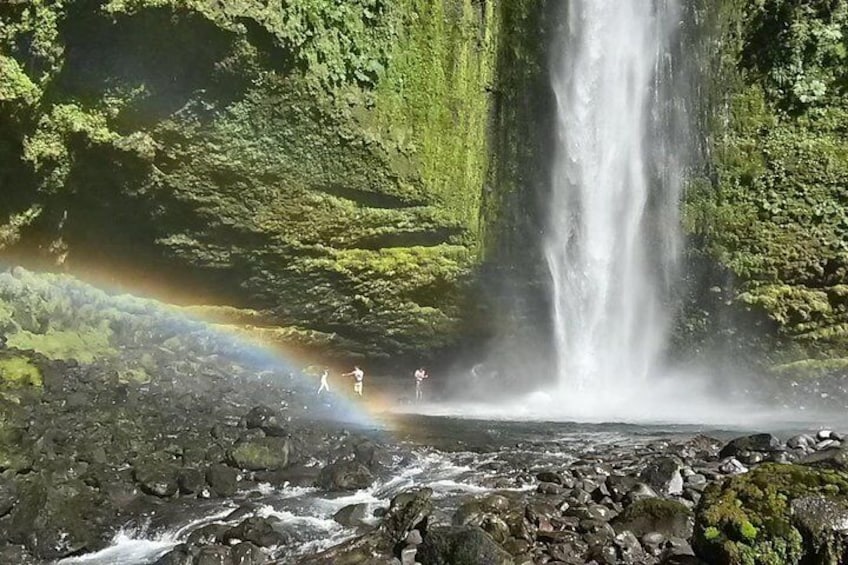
0,0,549,363
681,0,848,376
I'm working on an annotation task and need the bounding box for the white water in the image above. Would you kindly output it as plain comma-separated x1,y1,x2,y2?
544,0,685,410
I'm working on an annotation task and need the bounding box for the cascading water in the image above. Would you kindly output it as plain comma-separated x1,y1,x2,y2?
545,0,686,410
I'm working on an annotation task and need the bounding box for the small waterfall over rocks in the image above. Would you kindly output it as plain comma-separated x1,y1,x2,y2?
545,0,687,411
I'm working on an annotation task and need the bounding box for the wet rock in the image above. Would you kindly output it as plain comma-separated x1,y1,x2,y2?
195,545,234,565
417,526,513,565
223,517,290,548
640,457,684,496
187,523,229,546
134,462,179,497
719,433,781,458
316,460,374,491
244,406,288,437
228,437,293,471
606,475,640,502
153,544,193,565
537,481,565,495
178,467,206,495
406,529,424,545
612,498,693,539
206,464,239,497
791,495,848,563
334,503,372,527
230,541,266,565
381,488,433,545
0,545,39,565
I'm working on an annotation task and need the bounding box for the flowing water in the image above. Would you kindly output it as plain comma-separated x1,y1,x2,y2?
544,0,686,412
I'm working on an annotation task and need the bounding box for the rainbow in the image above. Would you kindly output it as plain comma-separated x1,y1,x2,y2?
0,265,400,431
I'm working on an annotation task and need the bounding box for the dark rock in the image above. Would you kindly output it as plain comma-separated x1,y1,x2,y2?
228,437,293,471
417,526,513,565
187,523,229,546
134,462,179,497
800,446,848,471
381,488,433,546
244,406,287,437
316,460,374,491
152,544,193,565
791,495,848,563
230,541,266,565
334,503,372,527
223,517,290,548
719,434,781,458
536,470,569,486
537,481,565,495
612,498,693,539
195,545,235,565
178,467,206,495
206,464,239,497
0,478,18,517
614,530,644,562
640,457,683,496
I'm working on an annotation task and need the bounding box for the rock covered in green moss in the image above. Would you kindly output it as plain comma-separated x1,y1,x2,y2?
684,1,848,372
0,0,543,361
612,498,693,539
693,463,848,564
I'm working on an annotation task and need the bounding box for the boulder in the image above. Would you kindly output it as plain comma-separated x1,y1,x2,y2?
316,460,374,491
381,488,434,546
134,462,179,497
790,495,848,564
223,517,290,548
640,457,684,496
206,464,239,497
799,446,848,472
612,498,693,539
243,406,287,437
231,542,266,564
719,434,781,458
334,503,372,527
195,545,235,565
228,437,293,471
417,526,513,565
152,544,193,565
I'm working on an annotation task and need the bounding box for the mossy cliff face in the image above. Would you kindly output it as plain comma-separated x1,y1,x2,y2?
0,0,537,361
684,0,848,374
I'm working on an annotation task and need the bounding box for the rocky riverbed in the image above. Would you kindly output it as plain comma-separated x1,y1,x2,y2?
2,269,848,564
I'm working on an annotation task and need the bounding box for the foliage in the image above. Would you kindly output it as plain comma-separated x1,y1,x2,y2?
684,0,848,372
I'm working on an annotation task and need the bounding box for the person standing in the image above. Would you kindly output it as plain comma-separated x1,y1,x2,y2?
343,366,365,396
414,367,428,401
317,368,330,395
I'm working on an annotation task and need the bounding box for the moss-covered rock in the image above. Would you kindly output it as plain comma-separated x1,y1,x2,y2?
0,0,546,361
684,0,848,373
612,498,693,539
693,463,848,564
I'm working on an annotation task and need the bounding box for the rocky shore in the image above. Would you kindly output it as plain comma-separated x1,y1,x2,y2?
1,270,848,564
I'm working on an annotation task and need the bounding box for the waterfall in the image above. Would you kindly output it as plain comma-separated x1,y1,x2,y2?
545,0,686,408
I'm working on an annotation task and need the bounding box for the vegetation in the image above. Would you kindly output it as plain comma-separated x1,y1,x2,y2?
684,0,848,373
694,463,848,564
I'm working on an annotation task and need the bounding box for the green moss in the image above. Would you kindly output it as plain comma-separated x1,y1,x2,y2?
6,329,115,363
694,464,848,564
0,357,42,388
684,1,848,373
